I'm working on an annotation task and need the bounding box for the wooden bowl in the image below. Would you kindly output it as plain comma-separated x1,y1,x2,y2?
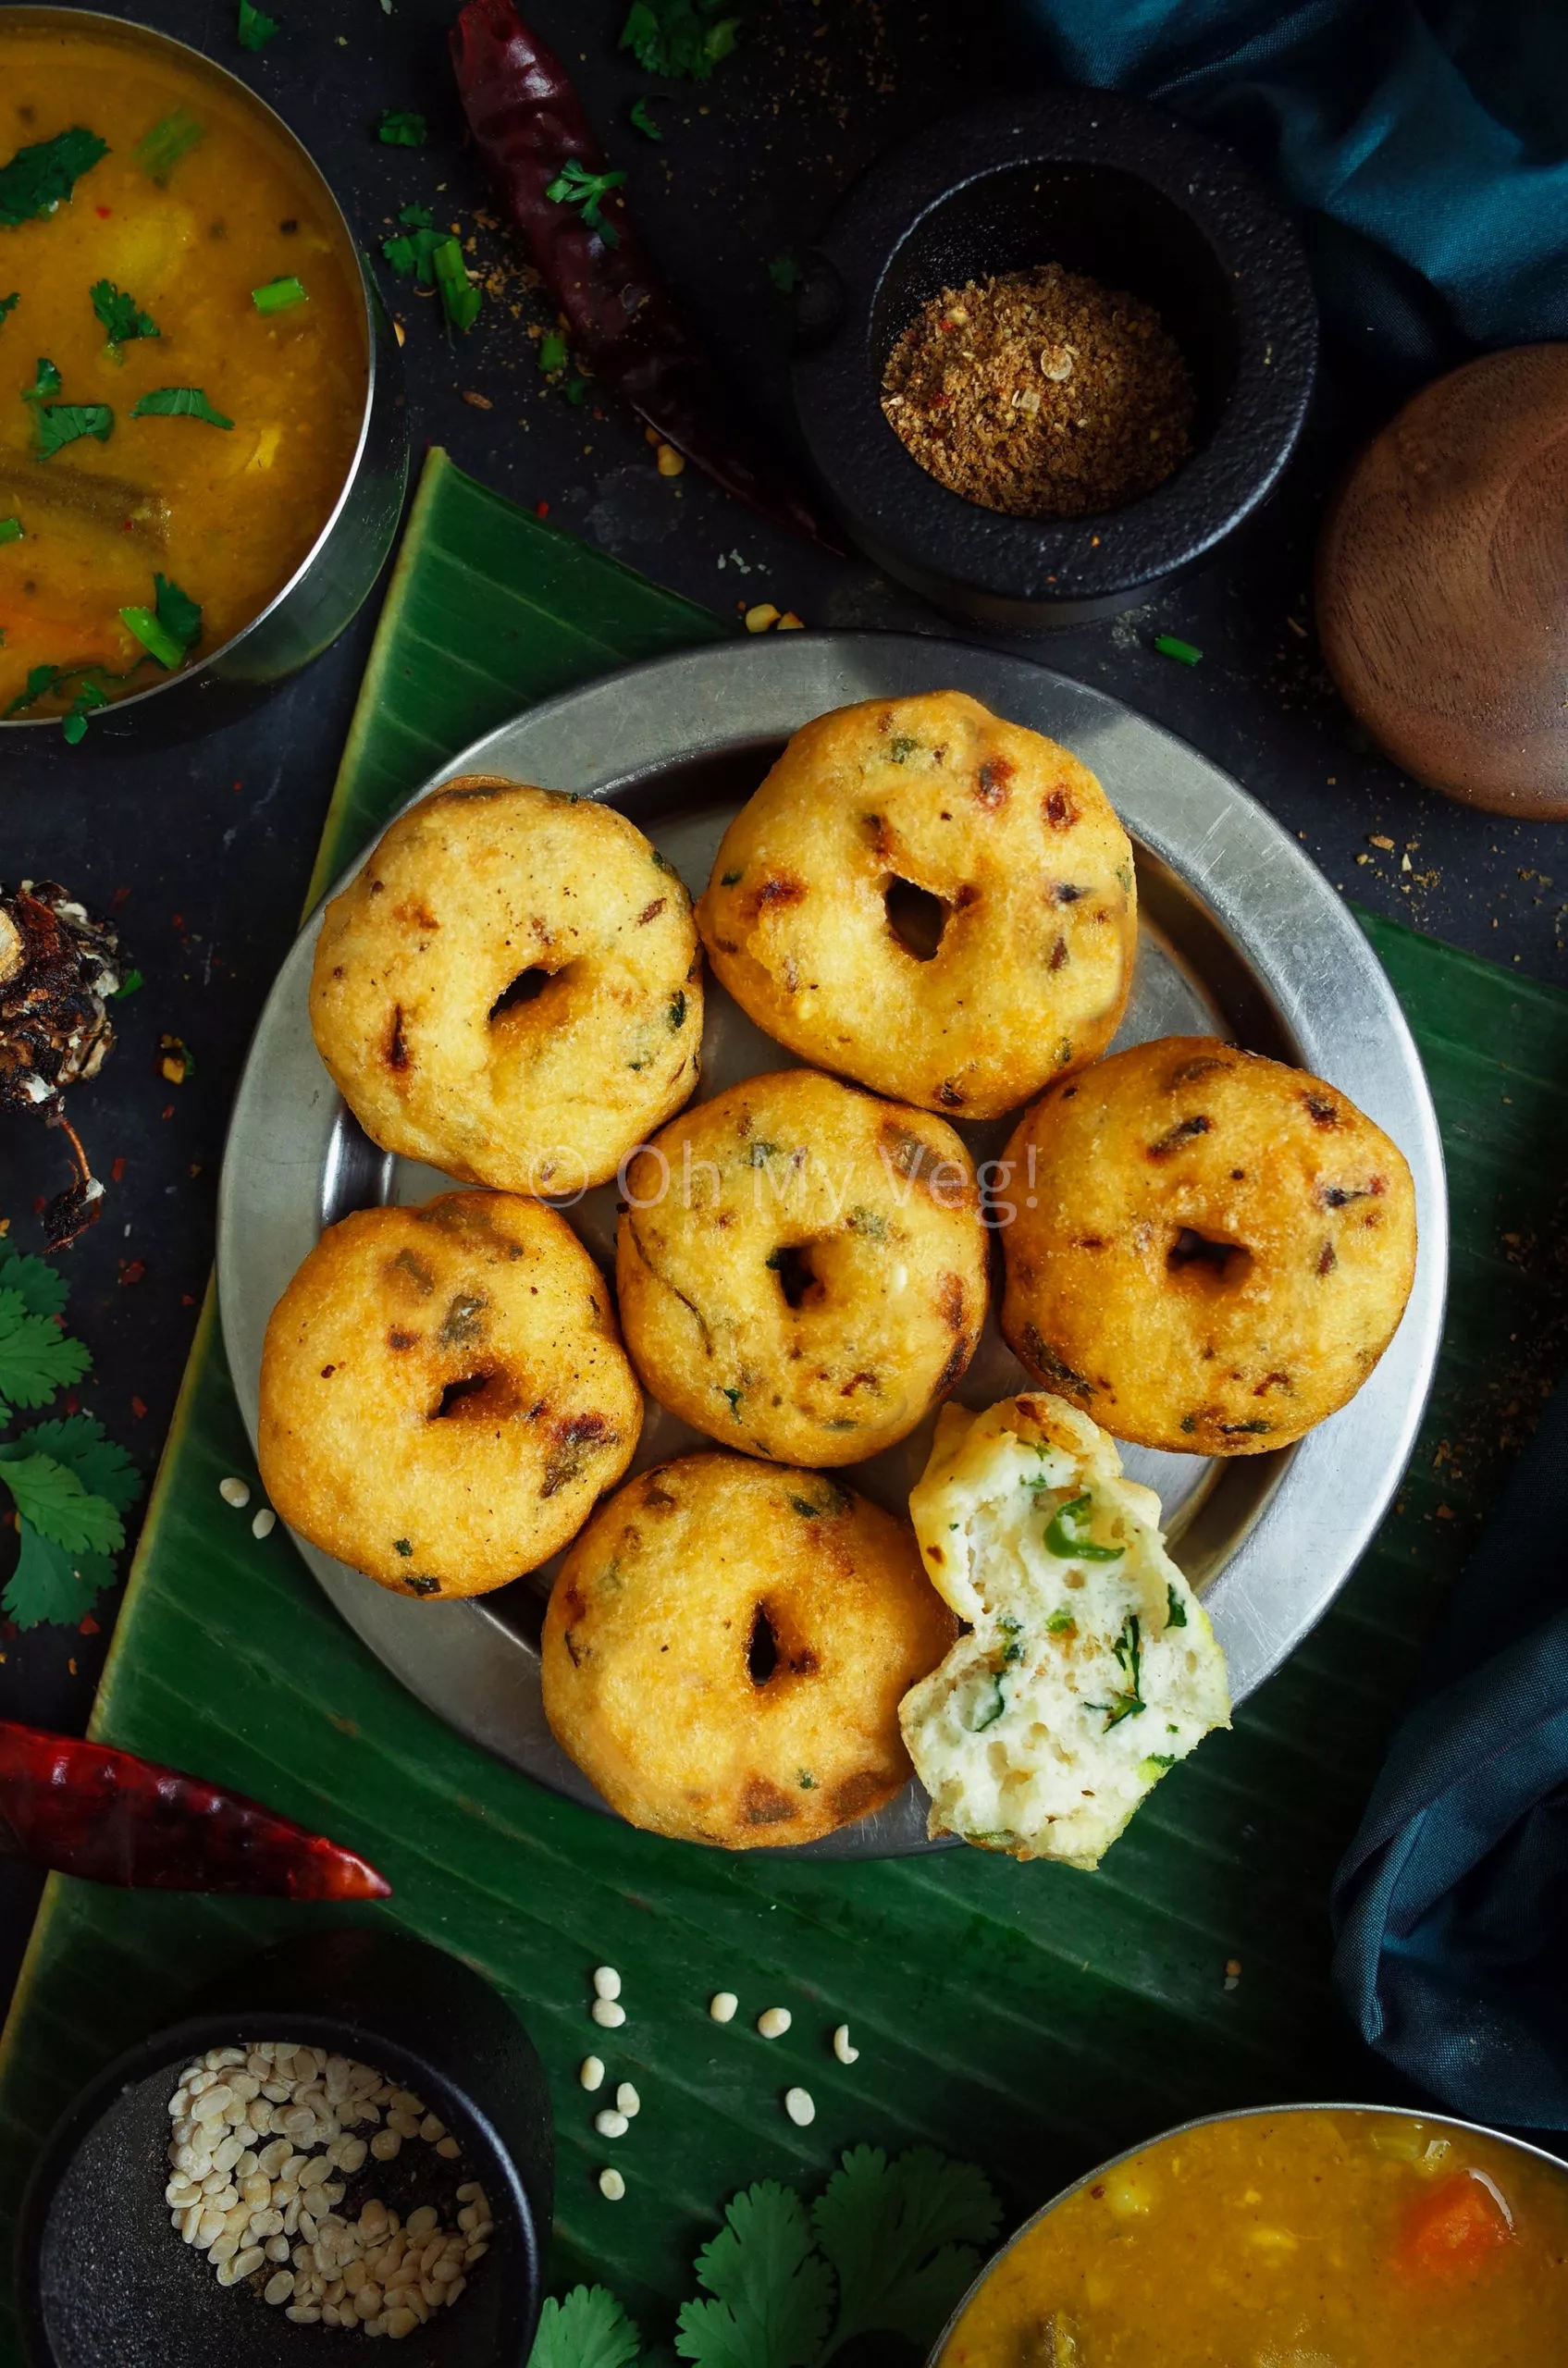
1316,345,1568,819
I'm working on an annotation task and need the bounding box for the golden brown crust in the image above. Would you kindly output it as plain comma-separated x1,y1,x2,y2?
310,776,701,1195
1000,1036,1418,1454
697,692,1135,1119
614,1069,988,1466
540,1453,957,1847
257,1191,642,1595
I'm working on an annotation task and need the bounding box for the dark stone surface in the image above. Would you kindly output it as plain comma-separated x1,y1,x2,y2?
0,0,1562,2001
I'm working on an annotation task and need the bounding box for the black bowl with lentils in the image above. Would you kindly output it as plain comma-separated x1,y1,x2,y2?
792,90,1316,628
15,1930,552,2368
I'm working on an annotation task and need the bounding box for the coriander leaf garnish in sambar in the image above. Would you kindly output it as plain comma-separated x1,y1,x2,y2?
0,13,366,723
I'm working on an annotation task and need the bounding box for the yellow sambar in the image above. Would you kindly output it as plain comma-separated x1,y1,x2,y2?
0,11,367,716
940,2107,1568,2367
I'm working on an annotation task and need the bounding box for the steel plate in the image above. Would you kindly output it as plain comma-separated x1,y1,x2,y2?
217,634,1447,1858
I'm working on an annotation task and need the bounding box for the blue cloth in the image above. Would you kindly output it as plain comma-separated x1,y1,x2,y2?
1008,0,1568,373
1330,1381,1568,2128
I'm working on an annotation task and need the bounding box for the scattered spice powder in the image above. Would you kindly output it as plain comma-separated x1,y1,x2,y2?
881,263,1195,519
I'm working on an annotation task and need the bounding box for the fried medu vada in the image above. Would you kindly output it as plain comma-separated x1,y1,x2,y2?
310,776,701,1196
698,691,1135,1118
615,1068,988,1466
540,1453,957,1848
258,1190,641,1596
1000,1036,1418,1454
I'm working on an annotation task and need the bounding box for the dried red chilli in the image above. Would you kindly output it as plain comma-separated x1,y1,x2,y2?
450,0,838,549
0,1721,391,1898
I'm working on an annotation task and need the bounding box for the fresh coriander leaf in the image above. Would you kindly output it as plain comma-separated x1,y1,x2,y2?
21,1416,140,1512
154,574,203,651
382,216,447,286
118,610,180,667
531,2288,641,2368
1,1520,113,1631
35,403,114,459
0,518,20,546
237,0,280,50
0,1289,92,1410
564,375,588,406
92,279,159,351
377,110,427,147
62,679,108,743
432,236,480,333
621,0,742,80
0,293,17,327
0,1252,69,1323
629,97,662,141
134,110,204,184
22,357,62,406
544,158,627,246
1087,1613,1146,1733
252,275,307,314
113,967,144,999
813,2146,1002,2360
768,254,800,295
0,129,109,229
131,386,234,428
676,2183,833,2368
1166,1584,1187,1629
537,329,569,375
3,662,61,720
0,1452,124,1553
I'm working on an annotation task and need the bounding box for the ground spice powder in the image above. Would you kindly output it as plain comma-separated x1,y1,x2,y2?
881,263,1195,519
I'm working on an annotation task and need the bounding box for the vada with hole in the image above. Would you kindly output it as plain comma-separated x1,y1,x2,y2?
541,1452,957,1847
258,1190,642,1596
698,691,1135,1118
310,776,702,1195
900,1392,1230,1868
616,1068,988,1466
1001,1037,1418,1455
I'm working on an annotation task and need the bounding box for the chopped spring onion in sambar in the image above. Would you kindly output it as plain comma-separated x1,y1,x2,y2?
133,109,204,183
252,275,307,314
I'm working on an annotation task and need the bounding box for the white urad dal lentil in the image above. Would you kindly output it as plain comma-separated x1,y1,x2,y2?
162,2043,491,2337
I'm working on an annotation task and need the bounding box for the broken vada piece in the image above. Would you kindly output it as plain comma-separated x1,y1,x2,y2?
541,1453,957,1848
899,1393,1230,1868
1001,1036,1419,1454
698,691,1135,1119
257,1190,641,1596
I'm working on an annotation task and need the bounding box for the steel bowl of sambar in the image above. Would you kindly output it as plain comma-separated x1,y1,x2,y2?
0,8,408,750
932,2103,1568,2367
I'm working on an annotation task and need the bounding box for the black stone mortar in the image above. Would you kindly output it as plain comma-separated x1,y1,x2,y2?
14,1930,552,2368
792,89,1318,628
